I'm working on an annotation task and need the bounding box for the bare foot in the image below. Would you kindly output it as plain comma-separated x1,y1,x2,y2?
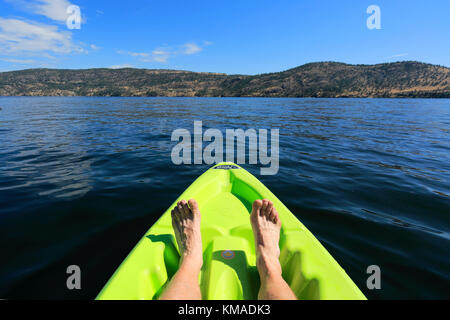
171,199,203,271
250,199,282,278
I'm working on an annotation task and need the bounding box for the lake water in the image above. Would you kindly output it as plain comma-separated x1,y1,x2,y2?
0,97,449,299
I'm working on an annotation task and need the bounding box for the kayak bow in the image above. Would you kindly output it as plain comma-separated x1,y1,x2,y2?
97,162,366,300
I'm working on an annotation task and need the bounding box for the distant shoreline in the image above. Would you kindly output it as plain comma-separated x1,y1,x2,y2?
1,61,449,98
1,96,448,99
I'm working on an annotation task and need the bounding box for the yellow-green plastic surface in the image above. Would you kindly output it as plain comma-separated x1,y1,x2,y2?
97,163,366,300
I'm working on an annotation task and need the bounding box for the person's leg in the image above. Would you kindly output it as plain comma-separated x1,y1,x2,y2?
251,199,297,300
159,199,203,300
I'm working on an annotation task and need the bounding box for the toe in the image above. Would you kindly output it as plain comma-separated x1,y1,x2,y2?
272,208,281,226
180,199,190,216
171,209,181,228
172,205,180,217
251,200,263,219
268,206,275,222
177,202,185,217
188,199,200,216
253,199,263,210
173,207,181,219
265,201,274,218
261,199,269,216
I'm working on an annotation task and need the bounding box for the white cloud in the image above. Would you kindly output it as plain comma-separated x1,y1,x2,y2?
33,0,74,22
117,41,210,64
0,18,81,55
152,49,169,56
389,53,408,58
0,58,36,64
183,43,202,55
6,0,76,23
109,64,133,69
150,49,170,62
117,50,149,57
149,56,169,63
129,52,148,57
119,49,169,63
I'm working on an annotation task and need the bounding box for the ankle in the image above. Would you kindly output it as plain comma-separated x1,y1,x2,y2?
179,254,203,273
256,253,282,280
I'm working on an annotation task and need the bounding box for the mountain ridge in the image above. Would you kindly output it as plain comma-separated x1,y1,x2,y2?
0,61,448,98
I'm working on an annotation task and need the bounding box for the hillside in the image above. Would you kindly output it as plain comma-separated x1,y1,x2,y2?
0,61,448,98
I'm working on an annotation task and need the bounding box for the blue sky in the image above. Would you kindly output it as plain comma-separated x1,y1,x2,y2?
0,0,449,74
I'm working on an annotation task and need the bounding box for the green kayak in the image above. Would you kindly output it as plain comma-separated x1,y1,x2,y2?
97,162,366,300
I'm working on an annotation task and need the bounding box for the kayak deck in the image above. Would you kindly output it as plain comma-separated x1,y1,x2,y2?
97,163,366,300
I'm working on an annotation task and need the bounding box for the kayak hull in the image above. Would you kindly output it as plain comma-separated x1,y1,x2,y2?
97,163,366,300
